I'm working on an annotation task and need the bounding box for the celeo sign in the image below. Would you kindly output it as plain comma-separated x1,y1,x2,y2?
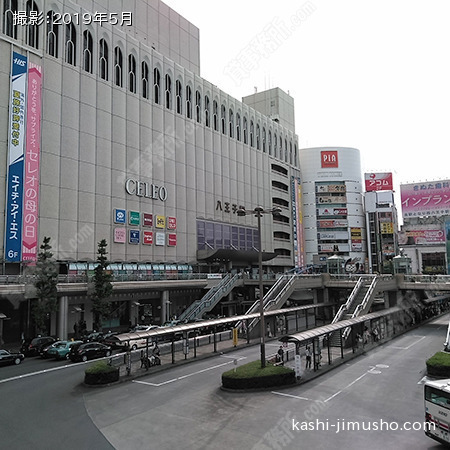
125,179,167,201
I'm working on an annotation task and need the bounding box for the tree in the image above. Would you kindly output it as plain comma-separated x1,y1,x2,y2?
32,236,59,335
91,239,113,328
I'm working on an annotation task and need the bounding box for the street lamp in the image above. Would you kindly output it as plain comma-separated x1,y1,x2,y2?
237,205,281,368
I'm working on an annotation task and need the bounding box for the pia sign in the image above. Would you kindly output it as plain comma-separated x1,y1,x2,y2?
321,150,338,168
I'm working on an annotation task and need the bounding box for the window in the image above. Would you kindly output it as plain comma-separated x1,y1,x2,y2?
243,116,248,144
141,61,149,99
268,130,272,155
204,95,210,127
229,109,234,137
279,136,283,159
3,0,17,39
213,100,218,131
250,120,254,147
83,30,93,73
99,39,108,80
289,141,293,164
236,113,241,141
175,80,182,114
256,123,260,150
285,139,288,161
26,1,39,48
195,90,201,123
262,127,266,153
294,144,298,166
186,85,192,119
274,133,277,157
128,54,136,93
153,68,161,104
46,11,58,57
65,23,76,66
221,104,226,134
165,73,172,109
114,46,123,87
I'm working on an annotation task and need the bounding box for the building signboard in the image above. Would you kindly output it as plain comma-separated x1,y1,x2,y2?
114,208,126,224
401,180,450,218
143,230,153,245
143,213,153,227
364,172,394,192
114,228,126,243
320,150,339,168
317,207,348,216
129,211,140,226
129,229,140,244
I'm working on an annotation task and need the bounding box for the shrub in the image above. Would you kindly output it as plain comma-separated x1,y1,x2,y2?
85,360,119,385
222,360,295,389
426,352,450,377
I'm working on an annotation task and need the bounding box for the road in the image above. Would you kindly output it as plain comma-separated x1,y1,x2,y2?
2,314,449,450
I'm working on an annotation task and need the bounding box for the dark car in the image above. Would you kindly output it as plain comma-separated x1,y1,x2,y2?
24,337,56,356
40,341,59,359
83,332,105,343
0,349,25,365
69,342,112,362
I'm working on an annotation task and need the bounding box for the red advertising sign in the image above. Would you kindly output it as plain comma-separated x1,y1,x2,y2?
143,213,153,227
364,173,394,192
143,230,153,245
167,217,177,230
321,150,338,168
168,233,177,246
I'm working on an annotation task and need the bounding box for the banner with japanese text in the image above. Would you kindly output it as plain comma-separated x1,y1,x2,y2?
401,180,450,218
5,52,27,262
22,63,42,262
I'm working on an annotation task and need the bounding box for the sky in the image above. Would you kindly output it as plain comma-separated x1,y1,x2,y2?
163,0,450,195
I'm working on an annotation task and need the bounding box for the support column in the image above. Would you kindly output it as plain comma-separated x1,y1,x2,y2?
58,296,69,340
161,290,170,324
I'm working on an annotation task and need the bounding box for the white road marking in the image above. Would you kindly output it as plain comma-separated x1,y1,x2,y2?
272,391,312,401
133,357,247,387
391,336,427,350
0,362,82,384
324,372,368,403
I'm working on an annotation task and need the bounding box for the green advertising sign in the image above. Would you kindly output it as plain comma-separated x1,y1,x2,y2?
129,211,140,225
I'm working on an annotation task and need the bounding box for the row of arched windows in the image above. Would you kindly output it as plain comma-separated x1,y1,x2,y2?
2,1,298,165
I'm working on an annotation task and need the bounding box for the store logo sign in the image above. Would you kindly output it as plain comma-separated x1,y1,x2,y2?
321,150,338,168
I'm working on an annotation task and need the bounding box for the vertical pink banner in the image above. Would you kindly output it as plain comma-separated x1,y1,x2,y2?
22,63,42,262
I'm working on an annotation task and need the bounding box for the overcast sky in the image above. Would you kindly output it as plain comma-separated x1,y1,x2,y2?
164,0,450,193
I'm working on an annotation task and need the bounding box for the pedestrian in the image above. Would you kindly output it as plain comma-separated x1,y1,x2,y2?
305,346,312,370
267,323,272,338
277,346,284,364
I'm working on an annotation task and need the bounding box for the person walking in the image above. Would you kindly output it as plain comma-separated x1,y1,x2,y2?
277,346,284,364
305,346,312,370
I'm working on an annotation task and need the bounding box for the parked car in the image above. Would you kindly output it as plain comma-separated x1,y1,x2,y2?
69,342,112,362
23,337,56,356
83,332,105,343
47,340,84,360
132,325,159,332
0,349,25,365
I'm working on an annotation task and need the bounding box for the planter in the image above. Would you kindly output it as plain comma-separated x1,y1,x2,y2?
84,361,120,385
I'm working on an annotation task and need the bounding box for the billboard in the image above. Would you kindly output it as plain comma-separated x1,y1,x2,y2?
292,177,305,269
321,150,338,168
398,229,445,245
5,52,28,261
446,218,450,275
401,180,450,218
364,172,393,192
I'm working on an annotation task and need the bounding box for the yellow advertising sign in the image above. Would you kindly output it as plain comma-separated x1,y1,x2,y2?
155,215,166,229
380,222,394,234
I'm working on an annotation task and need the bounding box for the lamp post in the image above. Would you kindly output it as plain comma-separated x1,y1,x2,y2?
237,205,281,368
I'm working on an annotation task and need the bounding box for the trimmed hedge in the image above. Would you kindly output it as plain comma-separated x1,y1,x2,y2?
426,351,450,377
85,360,119,385
222,360,296,389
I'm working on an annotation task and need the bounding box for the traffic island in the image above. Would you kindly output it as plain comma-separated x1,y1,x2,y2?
85,360,120,386
222,360,296,390
426,351,450,378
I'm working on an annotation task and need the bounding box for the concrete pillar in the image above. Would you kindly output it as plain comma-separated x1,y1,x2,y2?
161,290,170,324
58,296,69,340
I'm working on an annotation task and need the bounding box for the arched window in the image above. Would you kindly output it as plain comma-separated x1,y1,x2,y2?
289,141,293,164
262,127,266,153
236,113,241,141
46,11,58,57
99,39,108,80
274,133,277,157
213,100,218,131
256,123,260,150
176,80,182,114
243,117,248,144
83,30,93,73
114,46,123,87
186,85,192,119
65,23,76,66
165,73,172,109
279,136,283,159
204,95,210,127
268,130,272,155
3,0,17,39
250,120,254,147
229,109,234,138
153,68,161,104
128,54,136,93
294,144,298,166
26,1,39,48
195,90,201,123
285,138,288,161
221,104,226,134
141,61,149,99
